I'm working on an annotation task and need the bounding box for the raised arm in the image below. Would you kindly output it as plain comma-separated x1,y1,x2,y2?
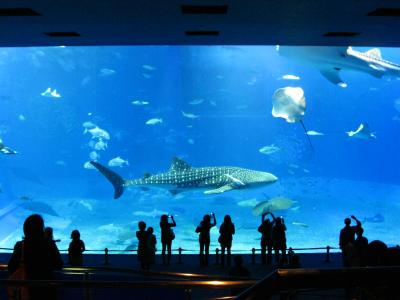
170,215,176,227
211,213,217,227
351,215,361,227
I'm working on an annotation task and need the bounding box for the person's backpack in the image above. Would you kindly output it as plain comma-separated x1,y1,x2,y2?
8,242,29,300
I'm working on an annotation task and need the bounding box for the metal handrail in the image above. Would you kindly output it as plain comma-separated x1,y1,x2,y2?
0,279,256,289
235,266,400,300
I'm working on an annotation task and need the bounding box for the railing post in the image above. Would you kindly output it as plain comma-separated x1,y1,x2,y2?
104,248,109,265
325,245,331,263
178,247,183,264
184,288,192,300
251,248,256,264
288,247,294,265
215,248,220,265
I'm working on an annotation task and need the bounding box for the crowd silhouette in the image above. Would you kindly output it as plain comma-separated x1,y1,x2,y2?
8,211,400,299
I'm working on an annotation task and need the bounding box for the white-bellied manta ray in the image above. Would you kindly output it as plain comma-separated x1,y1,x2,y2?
90,157,278,199
278,46,400,86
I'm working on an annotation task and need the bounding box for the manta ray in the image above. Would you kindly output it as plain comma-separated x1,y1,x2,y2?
278,46,400,86
90,157,278,199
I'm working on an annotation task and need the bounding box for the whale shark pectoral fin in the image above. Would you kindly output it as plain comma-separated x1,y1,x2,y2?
319,68,345,86
225,174,245,187
204,185,234,194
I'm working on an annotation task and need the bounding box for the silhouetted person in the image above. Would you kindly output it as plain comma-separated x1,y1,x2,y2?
136,221,149,270
160,214,176,265
8,214,63,300
68,229,85,266
339,215,361,266
196,213,217,266
44,227,61,243
258,212,275,264
146,227,157,268
272,216,287,265
354,227,368,266
229,255,251,295
219,215,235,267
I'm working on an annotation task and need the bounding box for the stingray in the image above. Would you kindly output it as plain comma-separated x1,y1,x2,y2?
272,87,314,150
346,123,376,140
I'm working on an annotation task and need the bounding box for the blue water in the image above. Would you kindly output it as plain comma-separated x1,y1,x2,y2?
0,45,399,253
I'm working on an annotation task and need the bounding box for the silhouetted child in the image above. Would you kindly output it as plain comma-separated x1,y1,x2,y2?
196,213,217,266
68,229,85,266
258,212,275,264
136,221,149,270
147,227,157,267
354,227,368,266
219,215,235,267
339,215,361,266
160,214,176,265
272,216,287,265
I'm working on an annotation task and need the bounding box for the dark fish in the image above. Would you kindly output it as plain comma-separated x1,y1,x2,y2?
19,201,59,217
363,213,384,223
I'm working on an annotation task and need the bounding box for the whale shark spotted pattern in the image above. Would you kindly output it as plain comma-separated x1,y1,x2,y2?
90,157,278,199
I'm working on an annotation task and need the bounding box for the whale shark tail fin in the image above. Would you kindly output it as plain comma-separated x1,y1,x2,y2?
90,161,125,199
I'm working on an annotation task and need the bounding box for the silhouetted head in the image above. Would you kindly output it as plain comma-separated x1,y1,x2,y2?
23,214,44,240
344,218,351,225
234,255,243,266
224,215,232,224
203,214,211,223
138,221,146,231
275,217,283,225
161,214,168,223
71,229,80,240
147,227,154,234
44,227,54,240
367,240,388,266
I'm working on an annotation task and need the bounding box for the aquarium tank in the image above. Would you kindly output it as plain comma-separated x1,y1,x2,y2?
0,45,399,253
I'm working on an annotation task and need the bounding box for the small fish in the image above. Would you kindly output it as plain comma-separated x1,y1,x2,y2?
82,121,97,134
303,169,310,173
259,144,280,155
145,118,163,125
142,65,156,71
209,100,217,106
306,130,324,136
41,88,61,98
94,139,107,151
55,160,67,166
20,196,32,201
83,161,96,170
99,68,116,76
131,100,149,106
18,115,26,121
108,156,129,168
89,151,100,161
291,206,301,211
189,98,204,105
87,127,110,140
292,221,309,228
187,139,195,145
133,209,168,218
281,74,300,80
142,73,153,79
79,200,93,211
181,111,199,119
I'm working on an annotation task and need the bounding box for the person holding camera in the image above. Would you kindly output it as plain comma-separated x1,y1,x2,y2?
160,214,176,265
219,215,235,267
258,211,276,265
196,213,217,266
272,216,287,265
339,215,361,267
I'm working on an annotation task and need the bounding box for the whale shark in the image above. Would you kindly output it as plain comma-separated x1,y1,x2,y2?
278,46,400,86
90,157,278,199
